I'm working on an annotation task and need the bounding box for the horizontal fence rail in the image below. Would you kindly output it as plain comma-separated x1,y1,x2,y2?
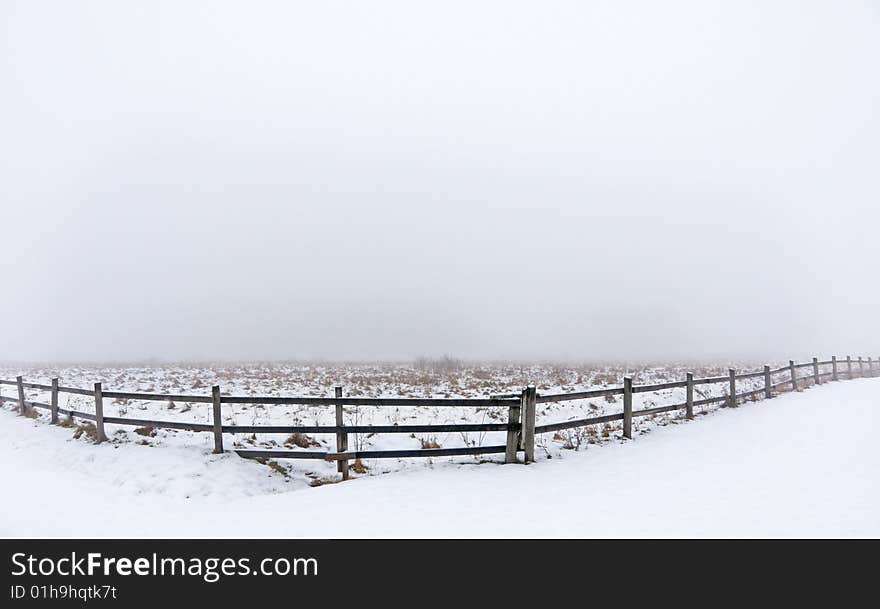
536,387,624,403
1,354,877,480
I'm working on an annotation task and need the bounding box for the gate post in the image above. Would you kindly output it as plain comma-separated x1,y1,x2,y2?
522,386,537,463
505,391,523,463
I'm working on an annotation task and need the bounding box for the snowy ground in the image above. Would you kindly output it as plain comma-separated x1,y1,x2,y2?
1,375,876,537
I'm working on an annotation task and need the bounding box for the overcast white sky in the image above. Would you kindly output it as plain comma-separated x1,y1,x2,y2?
1,1,878,362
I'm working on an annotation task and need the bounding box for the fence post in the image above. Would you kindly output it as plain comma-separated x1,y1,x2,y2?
812,357,820,385
16,376,26,415
869,357,875,377
858,356,864,377
335,386,349,480
522,386,537,463
50,378,59,424
685,372,694,420
623,377,633,439
93,382,107,443
763,365,772,399
789,361,797,392
832,356,838,381
211,385,223,454
505,390,523,463
728,369,736,407
846,355,852,379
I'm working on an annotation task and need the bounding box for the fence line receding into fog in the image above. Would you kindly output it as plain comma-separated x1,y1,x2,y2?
0,354,876,480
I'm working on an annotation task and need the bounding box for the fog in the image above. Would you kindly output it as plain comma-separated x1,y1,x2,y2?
1,1,878,363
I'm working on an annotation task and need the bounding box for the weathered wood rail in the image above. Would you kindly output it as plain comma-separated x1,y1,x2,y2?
0,354,876,479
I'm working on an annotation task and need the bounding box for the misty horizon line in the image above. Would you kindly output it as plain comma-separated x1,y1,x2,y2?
1,353,871,369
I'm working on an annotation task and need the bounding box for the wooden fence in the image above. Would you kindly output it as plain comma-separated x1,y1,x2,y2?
1,354,876,479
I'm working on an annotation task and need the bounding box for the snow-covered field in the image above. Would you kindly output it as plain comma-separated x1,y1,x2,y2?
1,366,876,537
0,361,775,486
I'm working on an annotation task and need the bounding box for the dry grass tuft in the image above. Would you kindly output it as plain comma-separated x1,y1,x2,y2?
285,433,320,449
72,422,99,443
419,436,441,449
309,477,345,487
255,457,289,477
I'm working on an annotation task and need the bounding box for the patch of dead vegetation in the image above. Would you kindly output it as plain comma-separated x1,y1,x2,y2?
284,433,320,449
72,422,99,443
419,436,441,449
308,477,345,487
255,457,289,477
